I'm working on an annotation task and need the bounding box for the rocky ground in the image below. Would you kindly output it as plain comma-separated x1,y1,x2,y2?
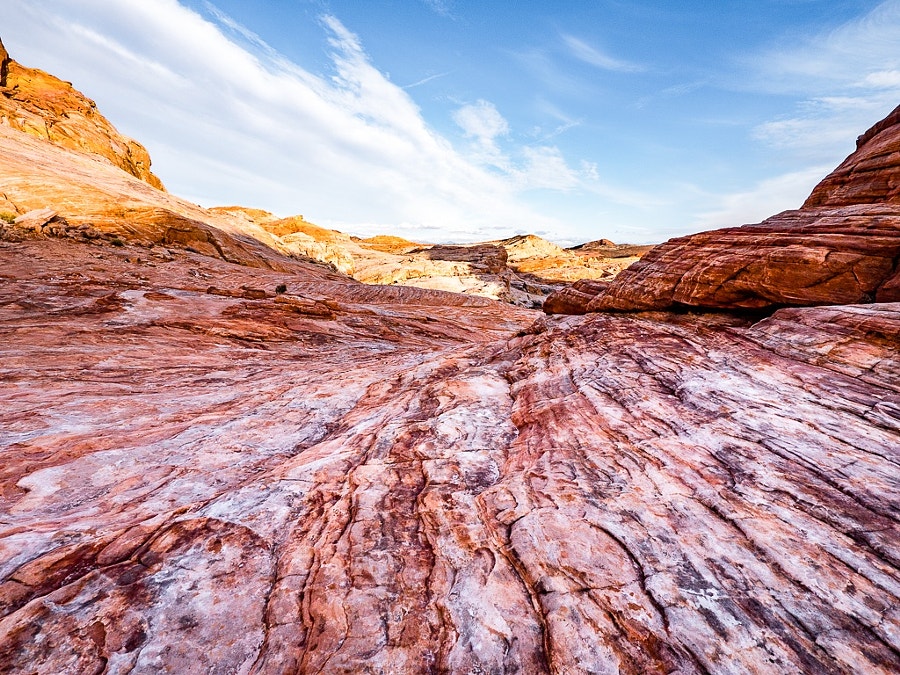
1,235,897,674
0,37,898,674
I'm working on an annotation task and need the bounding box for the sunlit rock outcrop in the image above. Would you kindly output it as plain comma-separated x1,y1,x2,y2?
0,37,165,190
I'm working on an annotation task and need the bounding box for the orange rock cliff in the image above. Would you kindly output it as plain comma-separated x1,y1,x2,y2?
0,36,164,190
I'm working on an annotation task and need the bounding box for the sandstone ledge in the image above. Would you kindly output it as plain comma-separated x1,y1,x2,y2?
545,104,900,315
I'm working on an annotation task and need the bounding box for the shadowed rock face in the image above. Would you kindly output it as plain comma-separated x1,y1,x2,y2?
0,38,9,87
0,39,898,675
541,278,609,314
545,104,900,314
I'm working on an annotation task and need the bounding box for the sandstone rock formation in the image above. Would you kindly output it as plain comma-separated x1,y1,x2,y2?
545,104,900,314
541,278,610,315
496,234,648,283
0,122,345,273
1,235,897,674
1,40,898,675
201,207,644,308
804,103,900,208
0,37,164,190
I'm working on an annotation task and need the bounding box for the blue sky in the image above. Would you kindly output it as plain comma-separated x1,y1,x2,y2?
1,1,898,244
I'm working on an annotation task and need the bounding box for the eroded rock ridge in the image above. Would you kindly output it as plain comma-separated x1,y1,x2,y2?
544,103,900,314
0,37,165,190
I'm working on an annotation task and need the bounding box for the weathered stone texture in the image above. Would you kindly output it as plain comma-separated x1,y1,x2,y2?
1,243,897,673
0,37,898,675
0,51,165,190
805,103,900,208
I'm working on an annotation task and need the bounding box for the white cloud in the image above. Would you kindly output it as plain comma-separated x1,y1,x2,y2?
752,95,897,159
515,146,581,191
453,100,510,144
749,0,900,96
705,0,900,234
744,2,900,166
561,34,643,73
402,71,451,89
861,70,900,89
0,0,579,242
450,102,624,197
691,166,831,232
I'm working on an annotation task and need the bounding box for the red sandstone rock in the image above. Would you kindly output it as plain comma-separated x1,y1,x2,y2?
581,205,900,311
1,43,899,675
414,243,509,274
545,105,900,314
804,103,900,208
0,38,8,88
541,278,609,314
0,239,897,673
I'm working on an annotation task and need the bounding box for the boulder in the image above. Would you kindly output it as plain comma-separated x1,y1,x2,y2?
14,208,59,233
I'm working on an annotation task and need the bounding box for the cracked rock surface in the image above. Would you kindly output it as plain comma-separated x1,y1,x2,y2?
1,238,897,674
0,35,898,675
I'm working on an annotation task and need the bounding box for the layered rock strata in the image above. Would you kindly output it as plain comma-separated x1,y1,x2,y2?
497,234,649,283
804,103,900,208
545,104,900,313
0,40,898,675
0,38,164,190
0,238,897,673
0,32,634,309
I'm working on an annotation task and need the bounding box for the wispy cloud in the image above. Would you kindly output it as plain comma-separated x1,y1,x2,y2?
451,100,615,196
753,94,897,160
201,0,280,59
750,0,900,94
453,100,509,144
0,0,592,242
710,1,900,227
509,47,584,95
421,0,453,18
692,166,831,231
561,34,643,73
402,71,451,89
515,146,581,191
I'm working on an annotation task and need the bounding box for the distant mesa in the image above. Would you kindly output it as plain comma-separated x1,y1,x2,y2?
353,235,422,254
544,102,900,314
568,238,615,249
